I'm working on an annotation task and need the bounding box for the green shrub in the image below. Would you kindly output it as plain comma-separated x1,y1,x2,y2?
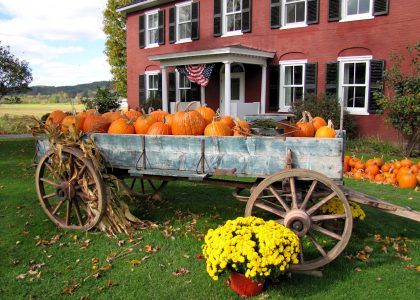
141,95,162,113
81,85,120,113
290,94,357,139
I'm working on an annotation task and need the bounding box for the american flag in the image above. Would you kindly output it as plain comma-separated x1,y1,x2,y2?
176,64,214,87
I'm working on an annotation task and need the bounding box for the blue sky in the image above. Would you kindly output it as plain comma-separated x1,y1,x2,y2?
0,0,111,86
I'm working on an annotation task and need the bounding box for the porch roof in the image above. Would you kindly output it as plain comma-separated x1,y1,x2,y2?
148,45,275,68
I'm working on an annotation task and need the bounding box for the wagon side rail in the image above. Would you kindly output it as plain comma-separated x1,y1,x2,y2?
342,187,420,222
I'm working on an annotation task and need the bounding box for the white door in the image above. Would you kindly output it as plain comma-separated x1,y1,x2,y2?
220,67,245,116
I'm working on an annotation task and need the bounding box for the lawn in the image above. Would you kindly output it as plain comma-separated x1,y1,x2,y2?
0,103,85,117
0,139,419,300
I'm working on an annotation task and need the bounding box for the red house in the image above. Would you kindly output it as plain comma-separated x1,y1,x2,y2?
117,0,419,141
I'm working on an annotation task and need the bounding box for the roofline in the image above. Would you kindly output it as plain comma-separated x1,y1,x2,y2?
116,0,172,15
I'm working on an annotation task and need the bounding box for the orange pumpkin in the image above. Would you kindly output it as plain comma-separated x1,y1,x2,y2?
165,114,174,126
398,173,417,189
374,173,385,183
46,110,66,126
365,164,379,176
195,105,216,126
372,157,384,167
108,118,135,134
410,165,419,174
381,163,392,173
416,174,420,185
103,111,124,122
124,110,142,121
150,109,169,122
396,167,411,181
61,115,85,133
171,102,206,136
354,160,365,171
83,115,110,133
219,115,235,129
315,119,336,138
353,171,363,180
344,155,351,173
204,120,233,136
293,111,315,137
147,121,172,135
385,176,397,185
400,158,413,168
309,111,327,131
134,115,156,134
233,119,252,137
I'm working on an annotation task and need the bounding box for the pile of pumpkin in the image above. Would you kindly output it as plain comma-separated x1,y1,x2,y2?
344,156,420,189
283,111,338,138
44,102,252,137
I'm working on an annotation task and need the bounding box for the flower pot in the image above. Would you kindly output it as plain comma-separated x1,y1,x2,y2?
229,272,264,297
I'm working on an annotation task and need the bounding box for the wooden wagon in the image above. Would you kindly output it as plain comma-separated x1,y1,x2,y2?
34,133,420,272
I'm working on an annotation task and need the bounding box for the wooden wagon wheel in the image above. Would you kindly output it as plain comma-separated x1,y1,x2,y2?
245,169,353,271
35,147,107,230
121,178,168,200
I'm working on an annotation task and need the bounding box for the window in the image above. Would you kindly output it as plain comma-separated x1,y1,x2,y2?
177,72,191,102
341,0,373,21
146,11,159,47
283,0,306,27
177,2,192,41
338,56,371,114
279,61,306,111
225,0,242,33
146,72,160,99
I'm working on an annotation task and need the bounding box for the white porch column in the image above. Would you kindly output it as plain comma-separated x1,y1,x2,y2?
200,85,205,106
161,67,168,112
224,61,231,116
260,64,267,114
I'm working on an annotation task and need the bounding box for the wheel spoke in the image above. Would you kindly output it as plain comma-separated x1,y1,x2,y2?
66,199,72,226
307,233,328,257
311,223,342,241
268,185,290,212
254,199,286,218
42,192,56,200
148,180,157,191
52,199,65,215
306,192,337,216
40,177,60,187
141,179,145,194
78,164,87,177
300,180,318,210
311,214,346,222
73,199,84,226
289,177,298,209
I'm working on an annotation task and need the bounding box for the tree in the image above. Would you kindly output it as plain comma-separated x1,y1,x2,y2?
0,41,33,99
103,0,132,98
375,43,420,156
81,85,120,113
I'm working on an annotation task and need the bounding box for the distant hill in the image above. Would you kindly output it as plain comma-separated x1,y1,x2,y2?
26,81,111,98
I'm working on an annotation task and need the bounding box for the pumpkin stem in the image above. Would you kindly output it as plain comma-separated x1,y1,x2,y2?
148,107,154,114
185,101,198,112
306,111,314,122
175,101,181,113
327,119,334,129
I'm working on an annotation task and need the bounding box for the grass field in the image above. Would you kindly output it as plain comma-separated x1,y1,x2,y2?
0,103,85,117
0,139,419,299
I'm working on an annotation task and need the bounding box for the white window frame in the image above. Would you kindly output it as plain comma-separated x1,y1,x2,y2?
281,0,308,29
145,9,159,48
176,1,193,43
145,70,160,99
176,71,191,102
279,59,307,112
340,0,374,22
222,0,243,37
338,56,372,115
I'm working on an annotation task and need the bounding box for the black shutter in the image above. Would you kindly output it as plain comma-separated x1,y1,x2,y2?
374,0,389,16
305,63,317,97
191,2,200,40
157,73,163,98
139,15,145,48
325,62,338,96
213,0,222,36
169,7,175,44
168,72,176,103
158,10,165,45
270,0,281,29
191,83,200,102
368,59,385,113
139,75,146,106
269,65,280,110
307,0,319,25
328,0,340,22
242,0,251,33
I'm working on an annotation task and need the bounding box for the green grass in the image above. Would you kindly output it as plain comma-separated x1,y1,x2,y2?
0,139,419,299
0,103,85,117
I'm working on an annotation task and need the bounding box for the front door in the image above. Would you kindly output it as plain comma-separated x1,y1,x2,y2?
220,65,245,116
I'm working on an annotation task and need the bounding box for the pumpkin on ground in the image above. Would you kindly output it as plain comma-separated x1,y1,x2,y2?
147,120,172,135
195,105,216,126
46,110,66,126
204,119,233,136
108,118,135,134
134,115,156,134
171,102,206,136
398,173,417,189
83,114,110,133
293,111,315,137
315,120,336,138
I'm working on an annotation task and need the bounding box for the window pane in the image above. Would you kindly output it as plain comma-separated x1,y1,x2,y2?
227,15,234,31
344,63,355,84
149,13,158,27
179,23,191,39
355,63,366,84
231,78,240,100
359,0,370,14
149,29,158,44
286,4,296,23
294,66,303,85
296,2,305,22
355,87,366,107
285,87,292,106
295,87,303,102
179,6,191,22
234,0,241,11
234,13,241,30
347,0,358,15
284,66,293,85
227,0,234,13
344,86,355,108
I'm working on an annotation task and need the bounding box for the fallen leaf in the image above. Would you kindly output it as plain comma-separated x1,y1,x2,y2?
405,264,415,269
16,274,26,280
354,267,362,272
416,266,420,272
100,264,112,271
195,254,204,260
117,240,125,247
395,253,412,261
16,241,21,245
183,254,190,259
130,259,141,266
144,245,158,253
62,284,80,295
91,258,99,264
35,240,50,246
172,268,190,277
71,235,78,241
80,239,91,250
356,250,369,261
380,244,388,254
364,245,373,253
